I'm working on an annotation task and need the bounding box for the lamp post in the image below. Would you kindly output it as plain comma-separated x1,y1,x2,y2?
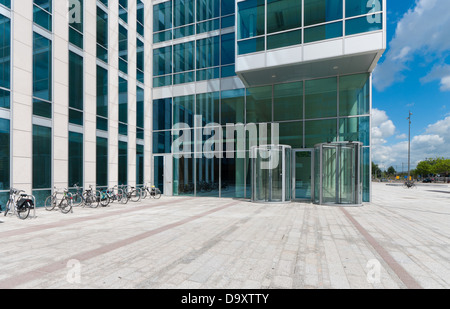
407,111,413,181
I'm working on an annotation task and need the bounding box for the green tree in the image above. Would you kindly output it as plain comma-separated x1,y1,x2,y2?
415,159,433,177
433,158,450,176
372,162,381,178
387,166,396,176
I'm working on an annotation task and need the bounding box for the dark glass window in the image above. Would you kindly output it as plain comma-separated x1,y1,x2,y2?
97,6,108,62
304,0,343,26
68,132,83,188
0,118,10,192
96,137,108,188
33,32,52,118
97,65,108,130
136,144,144,186
69,51,83,125
33,125,52,190
118,141,128,185
34,0,52,31
153,98,172,131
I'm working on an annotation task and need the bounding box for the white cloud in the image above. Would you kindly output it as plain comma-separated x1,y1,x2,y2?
420,64,450,92
372,113,450,169
373,0,450,91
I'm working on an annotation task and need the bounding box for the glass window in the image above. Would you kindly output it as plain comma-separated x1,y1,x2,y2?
237,0,265,40
196,36,220,69
339,73,370,116
196,157,220,197
118,24,128,74
68,132,83,188
119,0,128,23
154,156,164,194
136,0,144,36
0,118,10,192
304,21,343,43
173,157,194,196
221,0,235,16
174,0,194,27
97,6,108,62
221,33,235,66
118,141,128,185
221,154,246,198
33,125,52,190
0,14,11,96
97,65,108,121
136,144,144,186
96,137,108,188
246,86,272,124
274,81,303,122
136,86,144,139
221,89,245,125
346,0,383,18
34,0,52,31
33,32,52,118
173,95,195,127
305,77,337,119
267,0,302,34
69,51,83,125
305,119,337,148
69,0,83,49
153,131,172,154
153,1,172,32
0,0,11,8
304,0,343,26
339,116,370,146
136,38,144,83
196,92,220,126
278,121,303,149
153,46,172,76
174,41,194,73
346,14,382,36
237,37,265,55
267,30,302,50
118,77,128,134
196,0,219,22
153,98,172,131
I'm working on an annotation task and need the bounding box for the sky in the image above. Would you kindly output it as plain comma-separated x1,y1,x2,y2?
371,0,450,172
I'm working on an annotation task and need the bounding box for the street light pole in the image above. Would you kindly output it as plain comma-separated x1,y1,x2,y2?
407,111,413,181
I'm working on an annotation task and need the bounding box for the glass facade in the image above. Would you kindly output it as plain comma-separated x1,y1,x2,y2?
34,0,52,31
68,131,83,189
0,13,10,110
237,0,383,54
97,5,108,63
69,0,83,49
0,118,10,206
153,73,371,201
33,125,52,207
33,32,52,118
69,51,84,126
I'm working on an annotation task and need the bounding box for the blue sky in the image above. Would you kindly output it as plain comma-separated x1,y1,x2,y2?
371,0,450,171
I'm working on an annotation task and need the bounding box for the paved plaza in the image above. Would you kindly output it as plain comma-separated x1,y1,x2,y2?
0,182,449,289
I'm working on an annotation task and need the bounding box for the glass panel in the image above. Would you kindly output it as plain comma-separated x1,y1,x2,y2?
346,0,383,18
0,118,10,191
196,92,220,126
173,157,194,196
196,0,219,21
304,21,343,43
153,46,172,76
267,30,302,50
33,32,52,102
173,41,194,73
136,86,144,131
221,153,246,198
154,156,164,194
68,132,83,189
96,137,108,188
0,0,11,8
97,66,108,118
33,125,51,190
196,157,220,197
339,73,370,116
174,0,194,27
153,131,172,154
221,33,235,66
173,95,195,127
153,1,172,32
221,89,245,125
0,14,11,91
69,51,83,111
321,145,336,204
34,1,52,31
339,117,370,146
267,0,302,34
339,145,356,204
196,36,219,69
153,98,172,131
118,141,127,185
237,0,265,40
295,151,312,199
274,81,303,121
118,77,128,125
304,0,343,26
278,121,303,149
136,144,144,186
346,14,382,36
305,119,337,148
246,85,272,124
237,37,265,55
305,77,337,119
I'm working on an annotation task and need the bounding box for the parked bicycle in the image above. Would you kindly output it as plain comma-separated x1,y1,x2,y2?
82,185,99,208
104,186,124,204
3,188,35,220
44,187,73,214
141,183,162,199
403,181,416,189
124,185,142,202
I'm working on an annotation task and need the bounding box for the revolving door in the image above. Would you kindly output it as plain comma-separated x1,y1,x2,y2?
251,145,292,203
314,142,362,206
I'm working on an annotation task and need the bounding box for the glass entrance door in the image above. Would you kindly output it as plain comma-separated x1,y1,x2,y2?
293,150,313,200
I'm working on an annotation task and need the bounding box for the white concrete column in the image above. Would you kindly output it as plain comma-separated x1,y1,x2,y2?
144,0,152,185
53,0,69,191
11,0,33,194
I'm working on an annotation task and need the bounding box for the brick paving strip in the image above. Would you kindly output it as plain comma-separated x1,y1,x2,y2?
0,197,196,238
340,208,423,289
0,200,240,289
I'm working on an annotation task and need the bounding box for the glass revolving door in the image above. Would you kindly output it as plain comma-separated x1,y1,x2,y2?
314,142,362,206
251,145,292,203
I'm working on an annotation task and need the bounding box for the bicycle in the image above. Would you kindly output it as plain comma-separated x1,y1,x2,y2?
71,184,88,207
141,183,161,199
106,185,125,204
403,181,416,189
126,185,142,203
82,185,99,208
4,188,35,220
44,187,73,214
96,188,110,207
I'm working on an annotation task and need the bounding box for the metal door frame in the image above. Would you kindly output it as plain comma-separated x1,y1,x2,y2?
292,148,314,202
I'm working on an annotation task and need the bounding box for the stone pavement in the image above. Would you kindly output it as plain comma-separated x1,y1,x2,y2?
0,182,448,289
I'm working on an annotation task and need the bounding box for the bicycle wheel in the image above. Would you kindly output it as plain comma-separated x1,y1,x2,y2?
99,191,110,207
120,190,129,204
4,201,10,216
59,198,72,214
130,189,141,202
153,189,162,199
141,188,147,199
72,193,83,207
17,202,31,220
45,196,57,211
